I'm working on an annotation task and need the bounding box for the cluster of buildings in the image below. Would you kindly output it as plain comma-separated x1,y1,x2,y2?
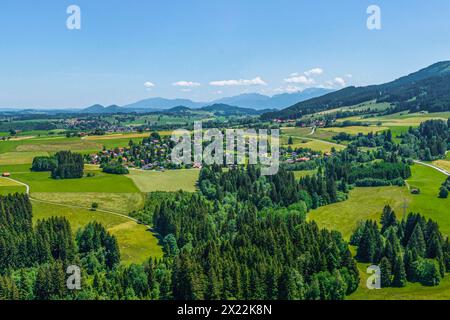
88,137,173,171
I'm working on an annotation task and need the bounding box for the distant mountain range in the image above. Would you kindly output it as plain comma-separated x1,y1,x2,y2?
262,61,450,120
0,87,333,115
77,88,334,114
211,88,334,110
79,103,272,116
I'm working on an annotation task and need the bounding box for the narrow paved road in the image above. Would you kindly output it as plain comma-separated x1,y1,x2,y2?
2,176,30,194
1,176,152,229
413,160,450,176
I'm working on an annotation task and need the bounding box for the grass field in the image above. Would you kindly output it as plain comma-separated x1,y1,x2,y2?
321,126,388,135
31,192,145,214
0,151,49,165
388,126,411,143
281,127,346,152
281,127,312,136
11,169,140,193
0,177,27,195
348,263,450,300
309,163,450,300
318,101,392,115
300,139,345,153
32,201,163,264
128,169,199,192
337,111,450,127
407,164,450,237
433,159,450,172
293,170,317,179
308,186,409,239
309,163,450,239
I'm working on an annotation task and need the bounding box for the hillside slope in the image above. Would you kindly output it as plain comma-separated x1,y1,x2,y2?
262,61,450,119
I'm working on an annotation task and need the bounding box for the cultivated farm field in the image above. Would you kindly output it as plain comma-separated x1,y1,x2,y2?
127,169,199,192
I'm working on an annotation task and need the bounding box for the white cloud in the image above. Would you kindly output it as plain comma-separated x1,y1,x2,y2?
181,88,192,92
323,77,347,89
345,74,353,78
209,77,267,86
144,81,155,89
274,86,303,94
284,75,315,85
173,81,201,87
304,68,324,76
333,77,346,87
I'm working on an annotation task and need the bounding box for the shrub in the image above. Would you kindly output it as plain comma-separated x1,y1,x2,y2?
102,163,129,175
439,187,449,199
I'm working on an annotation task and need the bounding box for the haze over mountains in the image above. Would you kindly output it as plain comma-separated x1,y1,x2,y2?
262,61,450,119
116,88,333,112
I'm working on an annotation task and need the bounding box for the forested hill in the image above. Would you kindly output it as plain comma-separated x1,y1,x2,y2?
262,61,450,120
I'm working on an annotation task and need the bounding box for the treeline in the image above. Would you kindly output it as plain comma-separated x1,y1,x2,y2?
399,119,449,161
199,165,340,211
439,177,450,198
321,147,411,188
333,130,393,150
351,206,450,287
0,194,76,273
32,151,85,179
0,194,123,300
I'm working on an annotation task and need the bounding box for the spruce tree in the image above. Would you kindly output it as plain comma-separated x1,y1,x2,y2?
380,257,392,288
392,255,407,287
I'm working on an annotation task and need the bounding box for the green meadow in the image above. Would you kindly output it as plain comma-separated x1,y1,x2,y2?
0,178,27,195
309,163,450,240
31,192,145,214
10,169,139,193
308,186,409,239
32,201,163,264
349,263,450,300
293,170,317,179
321,126,388,135
309,163,450,299
127,169,199,192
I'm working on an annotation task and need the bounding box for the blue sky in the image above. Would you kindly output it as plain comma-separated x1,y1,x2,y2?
1,0,450,108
